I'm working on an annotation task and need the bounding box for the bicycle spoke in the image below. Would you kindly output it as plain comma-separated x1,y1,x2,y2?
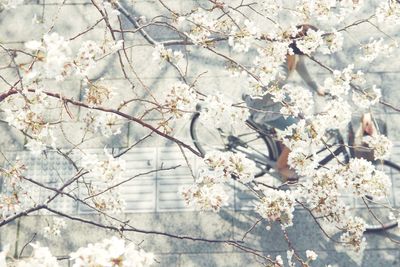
190,113,277,178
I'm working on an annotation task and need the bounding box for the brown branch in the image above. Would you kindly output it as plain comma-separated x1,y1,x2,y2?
0,88,201,157
83,165,181,200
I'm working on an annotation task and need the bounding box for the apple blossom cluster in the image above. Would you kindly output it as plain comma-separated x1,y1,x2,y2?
24,32,123,81
306,250,318,261
352,86,382,109
250,41,291,92
316,99,353,130
295,28,324,55
362,134,392,160
278,101,351,156
296,0,364,23
320,30,344,54
287,146,319,177
0,0,22,10
322,64,355,97
279,84,314,118
296,157,392,250
255,188,295,228
2,243,59,267
204,150,257,183
228,19,260,53
183,8,219,45
179,172,229,212
344,158,391,200
4,90,56,156
199,94,250,130
180,151,257,211
261,0,364,24
375,0,400,26
83,111,122,138
81,149,127,213
161,82,248,129
84,81,116,107
43,217,67,238
360,38,396,63
339,216,366,252
0,237,154,267
81,149,126,181
0,160,26,219
163,82,198,119
75,41,103,76
70,236,154,267
152,43,184,65
25,33,72,81
297,167,348,224
261,0,284,15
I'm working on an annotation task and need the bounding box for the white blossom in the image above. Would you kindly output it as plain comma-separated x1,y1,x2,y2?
152,43,184,65
228,19,260,52
204,151,256,183
363,134,392,160
255,188,295,228
344,158,391,200
75,41,103,76
306,250,318,261
287,147,318,177
185,9,217,44
322,64,354,97
297,167,347,223
250,41,290,92
320,30,344,54
295,28,324,55
84,111,122,137
25,40,42,50
70,237,154,267
179,182,229,212
42,33,73,80
0,0,23,9
261,0,284,15
163,82,198,119
352,85,382,108
280,84,314,118
25,139,46,156
339,216,366,251
84,81,116,107
375,1,400,26
296,0,363,23
275,255,284,266
287,250,295,267
199,94,249,130
360,38,395,62
81,149,127,213
14,243,60,267
321,99,352,129
82,149,126,182
0,245,8,267
43,217,67,238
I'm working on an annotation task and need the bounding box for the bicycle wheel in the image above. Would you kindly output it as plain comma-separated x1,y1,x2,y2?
317,129,350,168
190,112,276,177
356,160,400,232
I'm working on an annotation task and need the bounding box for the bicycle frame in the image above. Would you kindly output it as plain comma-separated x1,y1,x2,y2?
239,120,351,171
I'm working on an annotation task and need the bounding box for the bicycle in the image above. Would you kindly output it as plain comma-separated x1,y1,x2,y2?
190,111,400,232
